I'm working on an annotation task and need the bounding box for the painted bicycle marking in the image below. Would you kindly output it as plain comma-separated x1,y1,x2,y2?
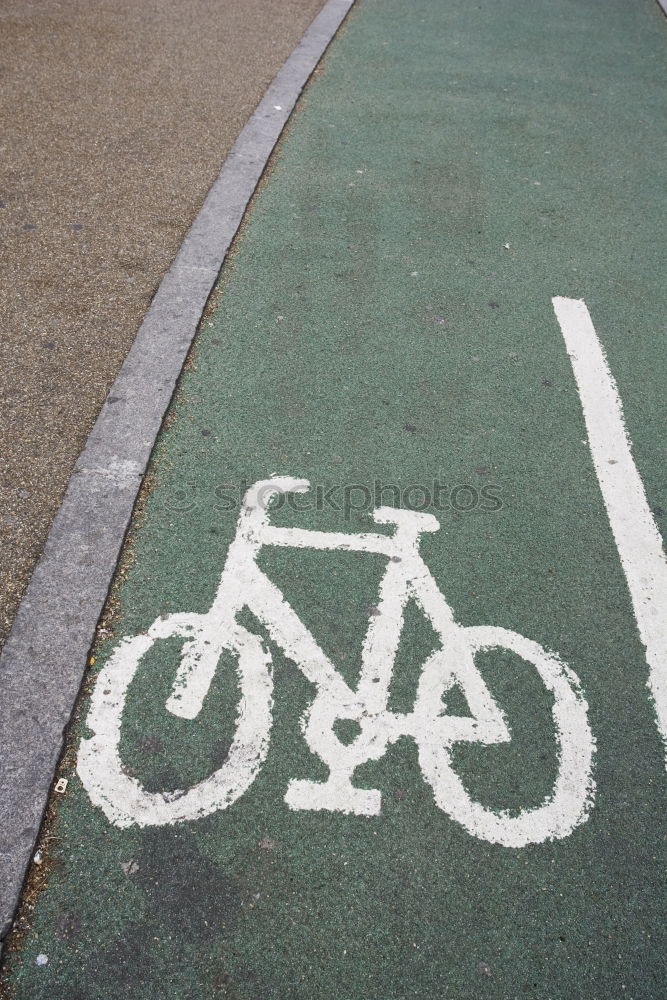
79,475,596,846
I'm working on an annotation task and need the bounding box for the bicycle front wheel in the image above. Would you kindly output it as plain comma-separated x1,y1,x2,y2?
415,625,595,847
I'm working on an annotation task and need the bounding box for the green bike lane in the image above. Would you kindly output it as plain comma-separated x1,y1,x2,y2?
3,0,666,996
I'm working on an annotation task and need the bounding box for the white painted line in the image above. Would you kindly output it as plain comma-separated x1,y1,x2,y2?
553,296,667,764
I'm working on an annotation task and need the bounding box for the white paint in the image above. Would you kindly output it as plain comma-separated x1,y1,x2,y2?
78,623,274,827
79,476,595,845
553,297,667,764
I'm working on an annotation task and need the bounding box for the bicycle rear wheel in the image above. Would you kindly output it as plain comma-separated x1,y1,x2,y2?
78,614,273,828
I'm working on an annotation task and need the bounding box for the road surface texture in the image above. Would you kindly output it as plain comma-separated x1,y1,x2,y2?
0,0,325,649
1,0,665,997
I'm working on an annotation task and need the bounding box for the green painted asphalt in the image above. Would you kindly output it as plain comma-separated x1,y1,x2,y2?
3,0,666,996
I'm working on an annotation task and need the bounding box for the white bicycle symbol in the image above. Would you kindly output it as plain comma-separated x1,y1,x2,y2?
79,476,595,847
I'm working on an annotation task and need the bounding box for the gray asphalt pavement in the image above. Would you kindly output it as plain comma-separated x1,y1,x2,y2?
0,0,325,650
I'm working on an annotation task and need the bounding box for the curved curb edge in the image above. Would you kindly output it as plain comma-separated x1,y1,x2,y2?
0,0,354,947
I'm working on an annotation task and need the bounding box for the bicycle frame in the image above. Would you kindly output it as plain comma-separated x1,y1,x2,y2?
164,478,507,814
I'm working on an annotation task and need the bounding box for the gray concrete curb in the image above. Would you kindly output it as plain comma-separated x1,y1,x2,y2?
0,0,354,946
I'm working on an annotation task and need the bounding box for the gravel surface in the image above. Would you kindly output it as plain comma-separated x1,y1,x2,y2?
0,0,325,649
